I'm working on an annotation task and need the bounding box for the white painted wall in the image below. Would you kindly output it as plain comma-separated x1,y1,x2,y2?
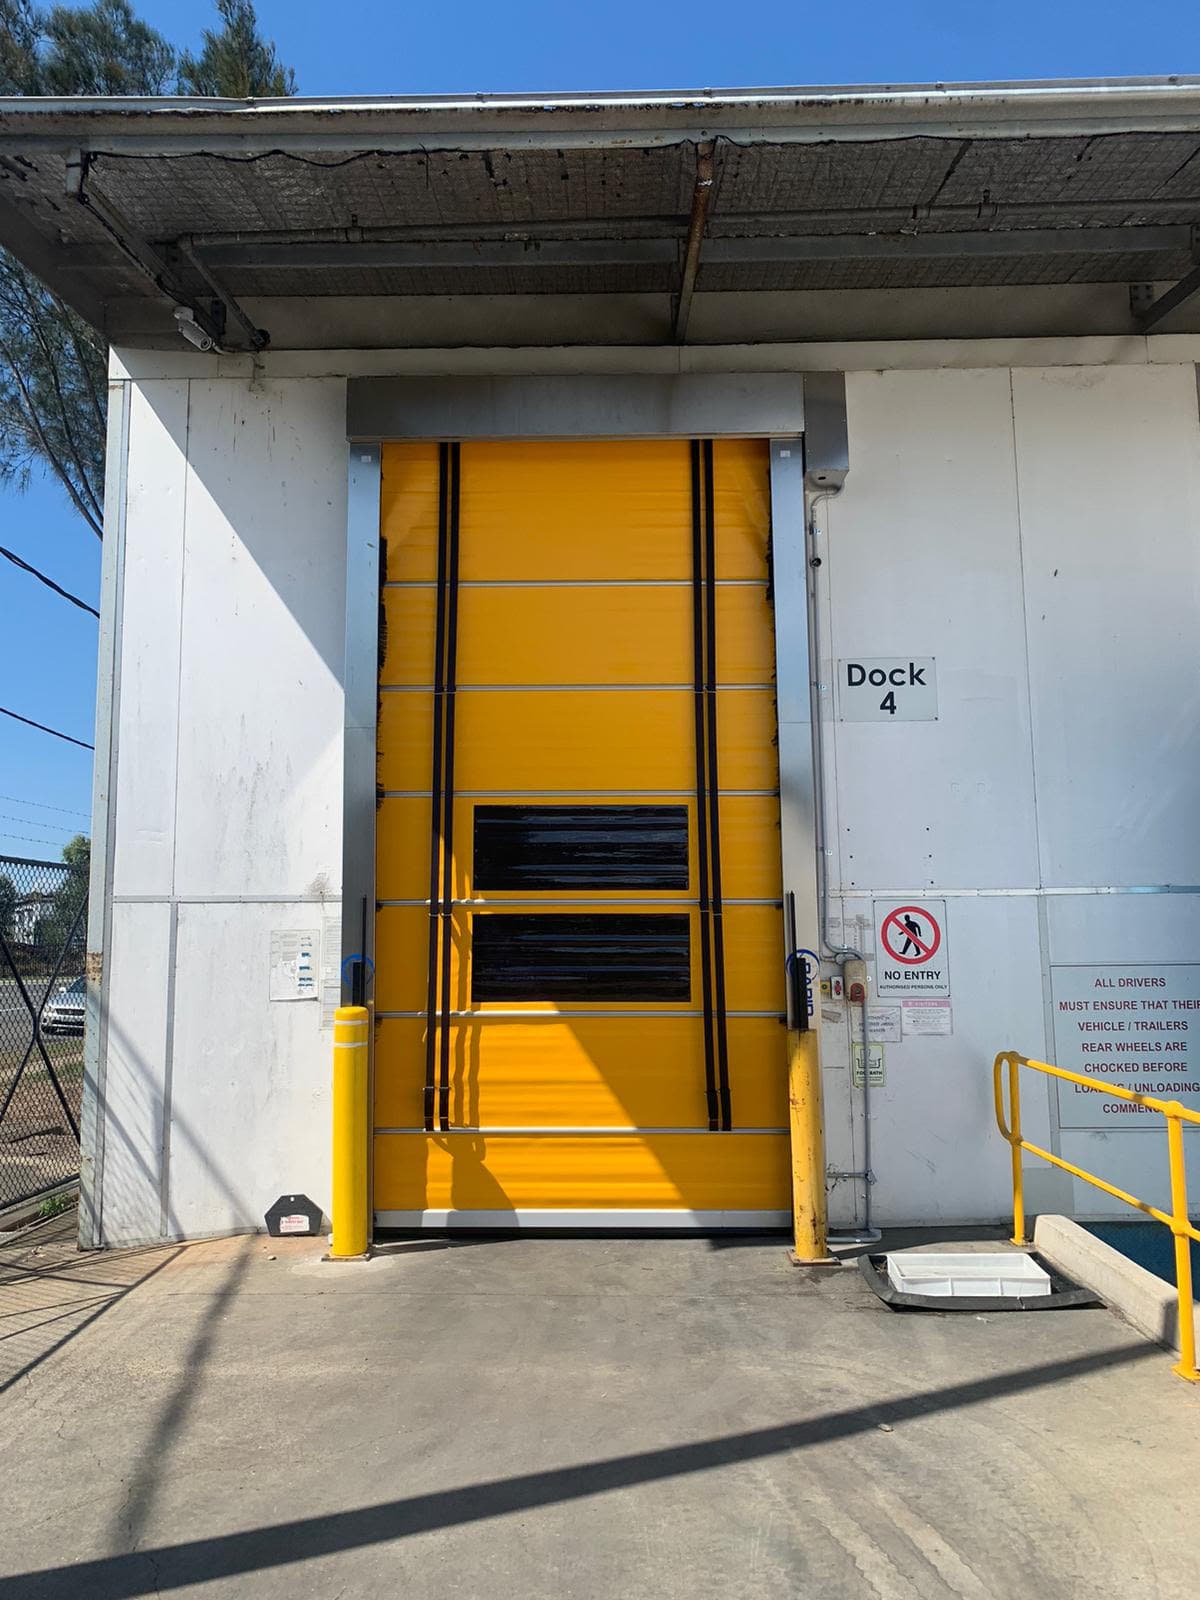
89,371,347,1244
90,339,1200,1241
820,360,1200,1225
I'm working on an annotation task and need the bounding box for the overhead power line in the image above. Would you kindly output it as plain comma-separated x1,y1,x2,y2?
0,706,94,750
0,793,89,819
0,811,76,833
0,544,100,619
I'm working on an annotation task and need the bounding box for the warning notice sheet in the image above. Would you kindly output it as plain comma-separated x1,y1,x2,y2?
1051,964,1200,1129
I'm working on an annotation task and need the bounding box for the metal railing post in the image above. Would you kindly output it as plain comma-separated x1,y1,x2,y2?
1008,1053,1028,1245
330,1005,370,1259
995,1052,1029,1246
1165,1108,1199,1383
993,1050,1200,1384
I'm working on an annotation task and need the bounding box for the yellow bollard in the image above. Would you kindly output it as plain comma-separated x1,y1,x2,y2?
331,1005,370,1259
788,1025,830,1262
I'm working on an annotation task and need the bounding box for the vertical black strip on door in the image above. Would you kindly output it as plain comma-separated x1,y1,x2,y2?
703,441,733,1130
424,443,450,1134
437,442,462,1132
690,440,719,1132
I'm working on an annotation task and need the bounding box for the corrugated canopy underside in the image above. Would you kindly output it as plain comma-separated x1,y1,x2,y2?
1,90,1199,341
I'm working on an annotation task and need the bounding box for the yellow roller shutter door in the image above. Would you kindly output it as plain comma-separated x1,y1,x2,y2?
374,438,788,1219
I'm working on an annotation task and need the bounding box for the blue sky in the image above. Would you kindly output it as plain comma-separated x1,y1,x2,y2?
2,0,1199,859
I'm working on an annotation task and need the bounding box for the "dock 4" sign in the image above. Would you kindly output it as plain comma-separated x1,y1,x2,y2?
838,657,937,721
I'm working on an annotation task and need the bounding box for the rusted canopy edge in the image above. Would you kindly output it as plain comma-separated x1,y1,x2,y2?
1,76,1200,152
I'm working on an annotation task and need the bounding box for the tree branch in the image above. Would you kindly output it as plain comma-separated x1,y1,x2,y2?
49,288,106,440
17,274,104,525
0,337,103,536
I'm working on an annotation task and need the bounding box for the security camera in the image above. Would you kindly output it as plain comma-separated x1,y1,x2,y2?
174,306,215,353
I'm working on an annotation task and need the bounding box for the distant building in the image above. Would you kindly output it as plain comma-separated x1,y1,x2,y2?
10,894,52,947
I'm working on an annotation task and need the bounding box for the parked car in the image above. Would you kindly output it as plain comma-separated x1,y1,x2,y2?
42,976,86,1036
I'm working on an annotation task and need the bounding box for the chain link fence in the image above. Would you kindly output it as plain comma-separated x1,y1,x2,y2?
0,854,88,1210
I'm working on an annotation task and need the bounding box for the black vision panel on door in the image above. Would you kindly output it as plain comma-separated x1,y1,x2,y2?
471,913,691,1002
473,805,689,890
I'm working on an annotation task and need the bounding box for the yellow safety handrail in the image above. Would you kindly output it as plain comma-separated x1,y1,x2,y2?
993,1051,1200,1384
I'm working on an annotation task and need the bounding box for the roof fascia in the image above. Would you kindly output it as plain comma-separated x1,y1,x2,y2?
1,79,1200,153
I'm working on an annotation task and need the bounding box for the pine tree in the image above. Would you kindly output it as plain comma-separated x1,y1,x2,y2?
177,0,295,98
0,1,296,550
39,0,175,95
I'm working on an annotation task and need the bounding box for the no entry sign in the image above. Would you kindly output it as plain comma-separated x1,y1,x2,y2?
873,900,950,997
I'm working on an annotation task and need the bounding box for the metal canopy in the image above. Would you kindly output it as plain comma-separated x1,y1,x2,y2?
2,79,1200,347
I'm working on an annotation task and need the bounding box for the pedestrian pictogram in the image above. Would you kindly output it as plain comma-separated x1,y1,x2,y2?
873,899,950,997
880,905,941,965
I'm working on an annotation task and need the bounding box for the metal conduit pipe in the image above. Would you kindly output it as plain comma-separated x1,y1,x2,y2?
807,487,879,1242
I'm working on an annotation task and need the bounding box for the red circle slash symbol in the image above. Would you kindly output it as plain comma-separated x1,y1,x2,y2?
881,905,941,966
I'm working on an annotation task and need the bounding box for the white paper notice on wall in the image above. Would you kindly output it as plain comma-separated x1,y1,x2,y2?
838,657,937,721
902,999,953,1037
1051,964,1200,1130
873,900,950,998
269,929,320,1002
320,911,341,1029
852,1042,885,1087
851,1005,903,1043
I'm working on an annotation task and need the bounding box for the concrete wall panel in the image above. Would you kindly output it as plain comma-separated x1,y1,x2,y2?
110,381,188,898
1013,364,1200,888
826,369,1039,892
1045,892,1200,1218
172,377,347,900
97,901,170,1244
1046,891,1200,966
165,901,334,1239
836,892,1049,1225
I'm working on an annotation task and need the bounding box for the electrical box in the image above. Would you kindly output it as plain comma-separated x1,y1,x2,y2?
842,957,868,1005
802,372,849,489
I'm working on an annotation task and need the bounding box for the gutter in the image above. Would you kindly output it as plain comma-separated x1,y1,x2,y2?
1,76,1200,152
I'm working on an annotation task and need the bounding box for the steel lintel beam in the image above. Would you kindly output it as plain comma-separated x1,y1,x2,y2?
186,197,1200,254
65,151,225,343
177,236,268,348
673,142,714,342
196,236,681,270
1134,261,1200,329
706,224,1191,263
65,150,268,349
187,222,1190,275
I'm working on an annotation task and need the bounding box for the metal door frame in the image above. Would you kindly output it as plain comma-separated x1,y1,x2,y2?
342,372,822,1231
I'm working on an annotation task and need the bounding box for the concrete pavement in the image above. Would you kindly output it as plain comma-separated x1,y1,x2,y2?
2,1212,1197,1599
